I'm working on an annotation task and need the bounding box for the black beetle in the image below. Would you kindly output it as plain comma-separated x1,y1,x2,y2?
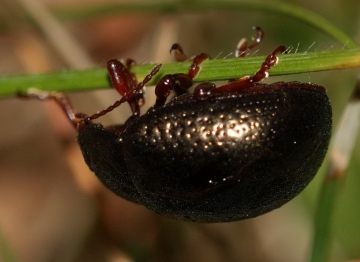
21,41,332,222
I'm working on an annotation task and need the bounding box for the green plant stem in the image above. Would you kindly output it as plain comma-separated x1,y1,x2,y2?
0,226,18,262
310,177,341,262
1,48,360,98
53,0,356,48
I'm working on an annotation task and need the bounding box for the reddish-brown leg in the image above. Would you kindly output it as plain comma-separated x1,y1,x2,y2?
107,59,144,116
235,26,264,57
125,58,136,70
154,73,193,107
194,45,287,99
188,53,210,79
171,27,264,81
82,63,162,128
193,82,217,100
170,43,210,80
18,89,85,128
170,43,187,62
123,58,145,106
19,63,162,131
152,44,212,106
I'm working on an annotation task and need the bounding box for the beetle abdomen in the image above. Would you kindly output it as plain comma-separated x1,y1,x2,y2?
122,82,332,222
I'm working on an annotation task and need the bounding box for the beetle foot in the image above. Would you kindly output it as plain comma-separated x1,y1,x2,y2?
18,88,84,129
235,26,264,57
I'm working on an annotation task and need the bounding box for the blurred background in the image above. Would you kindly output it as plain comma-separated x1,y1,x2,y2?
0,0,360,261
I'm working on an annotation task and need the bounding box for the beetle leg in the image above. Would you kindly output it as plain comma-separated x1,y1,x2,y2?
124,59,142,99
170,43,187,62
18,88,84,128
188,27,265,77
124,58,143,104
125,58,136,71
157,42,210,106
154,73,193,107
20,63,162,130
170,43,210,79
107,59,136,97
211,45,287,94
193,82,217,100
107,59,143,116
84,64,162,123
235,26,264,57
188,53,210,80
249,45,287,83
